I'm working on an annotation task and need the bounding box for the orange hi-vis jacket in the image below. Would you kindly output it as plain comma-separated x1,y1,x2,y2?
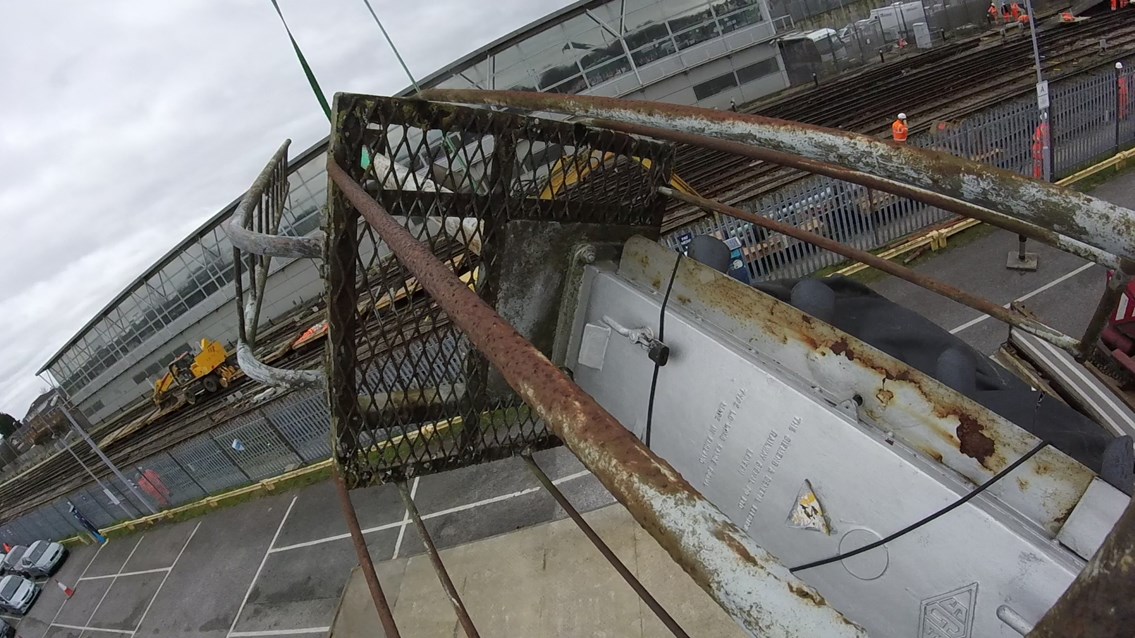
892,119,909,142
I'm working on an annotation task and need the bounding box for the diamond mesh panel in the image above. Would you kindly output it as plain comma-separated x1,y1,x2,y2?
326,95,673,488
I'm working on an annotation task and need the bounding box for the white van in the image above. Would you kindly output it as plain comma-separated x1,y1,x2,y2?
805,28,849,63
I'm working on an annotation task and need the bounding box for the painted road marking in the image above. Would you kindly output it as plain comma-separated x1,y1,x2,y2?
42,543,105,638
79,566,171,581
72,535,146,638
269,468,594,555
131,521,201,634
226,496,299,638
950,262,1095,334
229,628,331,637
391,476,420,560
51,622,134,635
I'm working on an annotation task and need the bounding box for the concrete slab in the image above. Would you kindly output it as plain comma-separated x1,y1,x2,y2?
388,554,458,638
82,536,144,578
328,561,407,638
52,577,111,627
121,519,197,572
88,571,164,631
396,488,557,558
132,492,292,637
234,532,396,634
549,472,615,522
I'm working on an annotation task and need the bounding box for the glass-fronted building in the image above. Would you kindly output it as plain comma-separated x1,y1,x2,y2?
40,0,792,424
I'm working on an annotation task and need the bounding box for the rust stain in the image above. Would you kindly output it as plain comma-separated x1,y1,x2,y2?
875,388,894,406
956,414,996,466
713,524,760,567
919,447,944,463
830,339,855,361
676,294,691,305
1017,477,1030,491
789,582,827,606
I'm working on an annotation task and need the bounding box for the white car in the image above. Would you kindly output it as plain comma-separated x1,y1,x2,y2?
0,575,38,615
18,541,67,578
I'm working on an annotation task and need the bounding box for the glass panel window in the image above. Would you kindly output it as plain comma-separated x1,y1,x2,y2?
716,1,763,33
693,70,738,99
736,57,779,84
584,55,632,86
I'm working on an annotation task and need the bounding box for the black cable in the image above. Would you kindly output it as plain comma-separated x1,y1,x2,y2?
644,253,682,448
791,397,1050,573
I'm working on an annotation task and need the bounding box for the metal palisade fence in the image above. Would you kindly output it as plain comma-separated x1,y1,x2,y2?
663,58,1135,281
2,61,1135,545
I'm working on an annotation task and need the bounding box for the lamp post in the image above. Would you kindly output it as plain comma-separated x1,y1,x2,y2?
1007,0,1046,271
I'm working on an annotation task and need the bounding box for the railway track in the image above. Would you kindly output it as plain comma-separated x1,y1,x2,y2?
663,13,1135,230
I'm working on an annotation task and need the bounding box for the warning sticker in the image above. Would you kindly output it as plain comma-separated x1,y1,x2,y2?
787,479,830,535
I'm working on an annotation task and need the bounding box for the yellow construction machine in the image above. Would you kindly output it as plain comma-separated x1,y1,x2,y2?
152,339,239,407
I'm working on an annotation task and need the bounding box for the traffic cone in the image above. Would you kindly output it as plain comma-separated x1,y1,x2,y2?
56,580,74,598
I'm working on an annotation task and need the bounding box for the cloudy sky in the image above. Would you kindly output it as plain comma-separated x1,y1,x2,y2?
0,0,569,418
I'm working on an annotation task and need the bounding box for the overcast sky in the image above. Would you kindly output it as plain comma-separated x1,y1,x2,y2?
0,0,569,418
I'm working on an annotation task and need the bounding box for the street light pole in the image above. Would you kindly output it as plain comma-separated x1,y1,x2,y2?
58,429,135,518
58,402,157,515
1023,0,1051,182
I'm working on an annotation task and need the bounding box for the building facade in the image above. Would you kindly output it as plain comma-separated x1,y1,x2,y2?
40,0,793,425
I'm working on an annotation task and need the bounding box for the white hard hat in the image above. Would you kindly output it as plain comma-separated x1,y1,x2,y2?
897,113,907,120
1118,62,1125,70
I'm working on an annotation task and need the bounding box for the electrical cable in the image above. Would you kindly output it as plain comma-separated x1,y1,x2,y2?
267,0,331,120
792,397,1049,573
644,252,682,448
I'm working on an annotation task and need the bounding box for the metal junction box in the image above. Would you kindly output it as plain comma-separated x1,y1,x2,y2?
565,237,1127,637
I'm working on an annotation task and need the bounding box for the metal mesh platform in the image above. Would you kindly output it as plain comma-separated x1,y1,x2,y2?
325,95,673,488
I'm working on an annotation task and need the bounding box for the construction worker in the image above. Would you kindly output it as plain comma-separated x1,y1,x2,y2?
1032,114,1049,180
1010,1,1022,21
1017,12,1031,24
1061,11,1076,21
988,1,1001,23
892,113,909,143
1119,62,1130,120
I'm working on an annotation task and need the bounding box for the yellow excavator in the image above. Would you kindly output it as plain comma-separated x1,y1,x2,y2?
152,339,239,407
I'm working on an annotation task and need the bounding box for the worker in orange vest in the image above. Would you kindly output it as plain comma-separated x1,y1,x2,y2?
1032,115,1049,180
1017,12,1031,24
1061,10,1076,21
1119,62,1130,120
988,1,1001,23
892,113,909,143
1010,2,1022,20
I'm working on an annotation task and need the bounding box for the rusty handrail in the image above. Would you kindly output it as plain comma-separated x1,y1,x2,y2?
226,140,323,260
334,472,401,637
328,157,866,637
662,187,1082,353
422,89,1135,265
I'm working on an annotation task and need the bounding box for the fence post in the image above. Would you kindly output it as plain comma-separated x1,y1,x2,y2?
260,410,306,466
1117,63,1123,156
166,451,210,496
212,436,253,483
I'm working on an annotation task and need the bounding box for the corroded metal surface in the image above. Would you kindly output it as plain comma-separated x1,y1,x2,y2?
620,237,1096,534
662,187,1081,352
594,117,1120,270
225,139,323,260
334,472,401,638
328,158,866,638
1029,495,1135,637
423,90,1135,263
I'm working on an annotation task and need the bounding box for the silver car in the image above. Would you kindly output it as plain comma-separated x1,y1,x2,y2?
0,575,38,615
17,541,67,578
0,548,26,576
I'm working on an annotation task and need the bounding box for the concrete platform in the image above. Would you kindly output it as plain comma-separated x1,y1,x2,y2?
330,503,746,638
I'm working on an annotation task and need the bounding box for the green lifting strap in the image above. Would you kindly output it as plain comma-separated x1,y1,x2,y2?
267,0,372,168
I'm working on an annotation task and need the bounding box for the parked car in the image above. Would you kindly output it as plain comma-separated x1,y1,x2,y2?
0,617,12,637
0,548,27,576
18,541,67,578
0,575,38,615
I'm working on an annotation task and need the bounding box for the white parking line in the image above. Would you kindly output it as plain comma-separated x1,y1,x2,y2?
43,543,105,637
72,535,146,638
51,622,134,635
131,521,201,635
229,628,331,637
270,468,594,555
226,496,298,638
79,566,170,581
390,476,420,560
950,262,1096,334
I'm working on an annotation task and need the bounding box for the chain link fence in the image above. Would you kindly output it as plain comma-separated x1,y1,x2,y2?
3,61,1134,546
664,59,1135,280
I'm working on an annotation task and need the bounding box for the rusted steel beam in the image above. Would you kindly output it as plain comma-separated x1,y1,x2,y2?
522,453,691,638
334,472,402,638
1078,269,1133,359
328,158,866,638
1028,495,1135,637
591,117,1119,270
396,482,481,638
662,187,1082,353
225,139,323,260
422,90,1135,263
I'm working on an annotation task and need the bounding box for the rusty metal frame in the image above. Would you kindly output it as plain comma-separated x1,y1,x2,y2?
327,157,867,637
422,90,1135,265
227,139,326,390
334,472,401,638
662,187,1082,353
521,452,691,638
